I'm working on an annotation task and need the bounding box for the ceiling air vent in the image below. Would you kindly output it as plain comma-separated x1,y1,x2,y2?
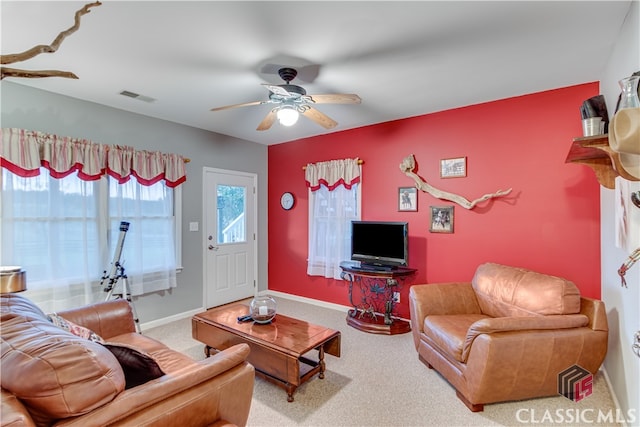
119,90,156,103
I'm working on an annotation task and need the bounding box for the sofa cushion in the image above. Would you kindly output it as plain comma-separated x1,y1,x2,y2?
0,293,48,323
1,294,125,423
472,263,581,317
110,331,199,374
423,313,489,362
102,343,165,389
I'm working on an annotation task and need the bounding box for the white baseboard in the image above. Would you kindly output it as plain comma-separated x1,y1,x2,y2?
138,292,350,332
266,290,352,314
139,306,204,331
600,367,626,426
136,292,350,331
138,290,410,332
266,290,411,321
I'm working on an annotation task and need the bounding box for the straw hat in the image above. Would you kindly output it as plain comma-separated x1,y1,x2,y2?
609,107,640,179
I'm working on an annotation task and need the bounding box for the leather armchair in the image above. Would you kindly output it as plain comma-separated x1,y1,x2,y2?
409,263,608,412
1,293,255,427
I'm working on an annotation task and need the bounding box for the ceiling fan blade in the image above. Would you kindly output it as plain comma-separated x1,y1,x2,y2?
302,106,338,129
256,109,277,131
308,94,361,105
262,84,291,97
211,100,264,112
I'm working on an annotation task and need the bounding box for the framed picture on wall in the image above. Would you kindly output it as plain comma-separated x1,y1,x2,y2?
398,187,418,211
440,156,467,178
429,205,454,233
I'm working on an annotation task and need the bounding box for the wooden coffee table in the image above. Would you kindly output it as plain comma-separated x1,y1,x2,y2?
192,303,341,402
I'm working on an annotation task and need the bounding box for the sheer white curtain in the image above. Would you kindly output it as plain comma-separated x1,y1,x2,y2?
107,179,177,296
1,171,102,312
0,128,184,312
306,158,361,280
0,170,178,312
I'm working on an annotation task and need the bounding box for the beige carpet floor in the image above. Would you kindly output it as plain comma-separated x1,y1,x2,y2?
144,296,621,427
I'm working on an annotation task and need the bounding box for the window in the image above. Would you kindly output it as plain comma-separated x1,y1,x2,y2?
305,158,362,280
307,184,361,279
1,168,179,310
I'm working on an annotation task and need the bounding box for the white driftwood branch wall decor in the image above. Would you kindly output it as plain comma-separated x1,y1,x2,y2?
399,154,512,210
0,1,102,80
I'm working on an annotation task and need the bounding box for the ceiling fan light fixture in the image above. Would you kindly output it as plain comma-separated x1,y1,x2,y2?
277,106,299,126
211,66,359,131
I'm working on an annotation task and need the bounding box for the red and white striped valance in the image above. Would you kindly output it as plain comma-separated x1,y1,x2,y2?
1,128,186,187
305,157,361,191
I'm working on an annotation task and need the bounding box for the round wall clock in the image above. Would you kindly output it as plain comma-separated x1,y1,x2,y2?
280,192,295,210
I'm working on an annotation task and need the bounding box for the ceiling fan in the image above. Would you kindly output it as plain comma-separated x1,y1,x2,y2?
210,67,361,131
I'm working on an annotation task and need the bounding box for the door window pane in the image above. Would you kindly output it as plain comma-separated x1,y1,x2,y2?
217,184,246,244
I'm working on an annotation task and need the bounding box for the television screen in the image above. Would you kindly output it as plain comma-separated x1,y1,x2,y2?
350,221,408,269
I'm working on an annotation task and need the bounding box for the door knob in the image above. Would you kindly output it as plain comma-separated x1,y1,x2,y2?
208,245,219,251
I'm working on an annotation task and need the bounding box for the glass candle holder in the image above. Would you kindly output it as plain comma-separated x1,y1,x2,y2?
618,75,640,111
250,295,277,324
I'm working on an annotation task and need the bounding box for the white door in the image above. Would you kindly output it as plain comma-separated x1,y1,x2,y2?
203,168,257,308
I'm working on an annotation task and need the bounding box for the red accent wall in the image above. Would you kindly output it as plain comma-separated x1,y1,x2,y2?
268,83,601,319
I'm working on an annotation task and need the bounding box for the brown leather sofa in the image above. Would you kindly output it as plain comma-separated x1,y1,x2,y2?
409,262,608,412
1,293,255,427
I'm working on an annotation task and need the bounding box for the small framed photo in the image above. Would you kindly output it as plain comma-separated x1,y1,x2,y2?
440,156,467,178
429,205,454,233
398,187,418,211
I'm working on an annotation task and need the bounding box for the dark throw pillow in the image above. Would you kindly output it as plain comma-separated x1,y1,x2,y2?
102,343,165,389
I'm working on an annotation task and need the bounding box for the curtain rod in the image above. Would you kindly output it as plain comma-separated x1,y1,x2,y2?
302,159,363,170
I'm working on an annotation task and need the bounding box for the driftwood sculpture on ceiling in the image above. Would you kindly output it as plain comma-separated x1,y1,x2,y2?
400,154,512,210
0,1,102,80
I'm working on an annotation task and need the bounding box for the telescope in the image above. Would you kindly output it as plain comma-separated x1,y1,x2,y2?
100,221,140,332
102,221,129,293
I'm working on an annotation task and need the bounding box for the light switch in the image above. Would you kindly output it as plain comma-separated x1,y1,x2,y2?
189,222,199,232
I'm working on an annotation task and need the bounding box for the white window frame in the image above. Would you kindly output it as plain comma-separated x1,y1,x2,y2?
307,182,362,279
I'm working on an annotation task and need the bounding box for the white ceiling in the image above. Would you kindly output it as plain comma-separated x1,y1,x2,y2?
0,1,632,145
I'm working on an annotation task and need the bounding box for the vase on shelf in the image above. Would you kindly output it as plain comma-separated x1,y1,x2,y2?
250,294,277,324
617,75,640,111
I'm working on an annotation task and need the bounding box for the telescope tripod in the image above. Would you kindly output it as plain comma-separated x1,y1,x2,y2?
101,221,140,333
103,263,140,333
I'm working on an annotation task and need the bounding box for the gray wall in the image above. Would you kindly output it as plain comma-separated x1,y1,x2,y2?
0,81,268,323
600,0,640,418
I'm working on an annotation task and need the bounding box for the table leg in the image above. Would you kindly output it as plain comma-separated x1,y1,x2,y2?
384,300,393,325
286,384,296,402
318,346,326,379
341,271,358,316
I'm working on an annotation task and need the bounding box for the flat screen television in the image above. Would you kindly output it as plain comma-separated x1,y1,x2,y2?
350,221,408,269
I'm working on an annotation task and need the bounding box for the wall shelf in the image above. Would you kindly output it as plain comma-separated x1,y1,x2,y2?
565,135,638,189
